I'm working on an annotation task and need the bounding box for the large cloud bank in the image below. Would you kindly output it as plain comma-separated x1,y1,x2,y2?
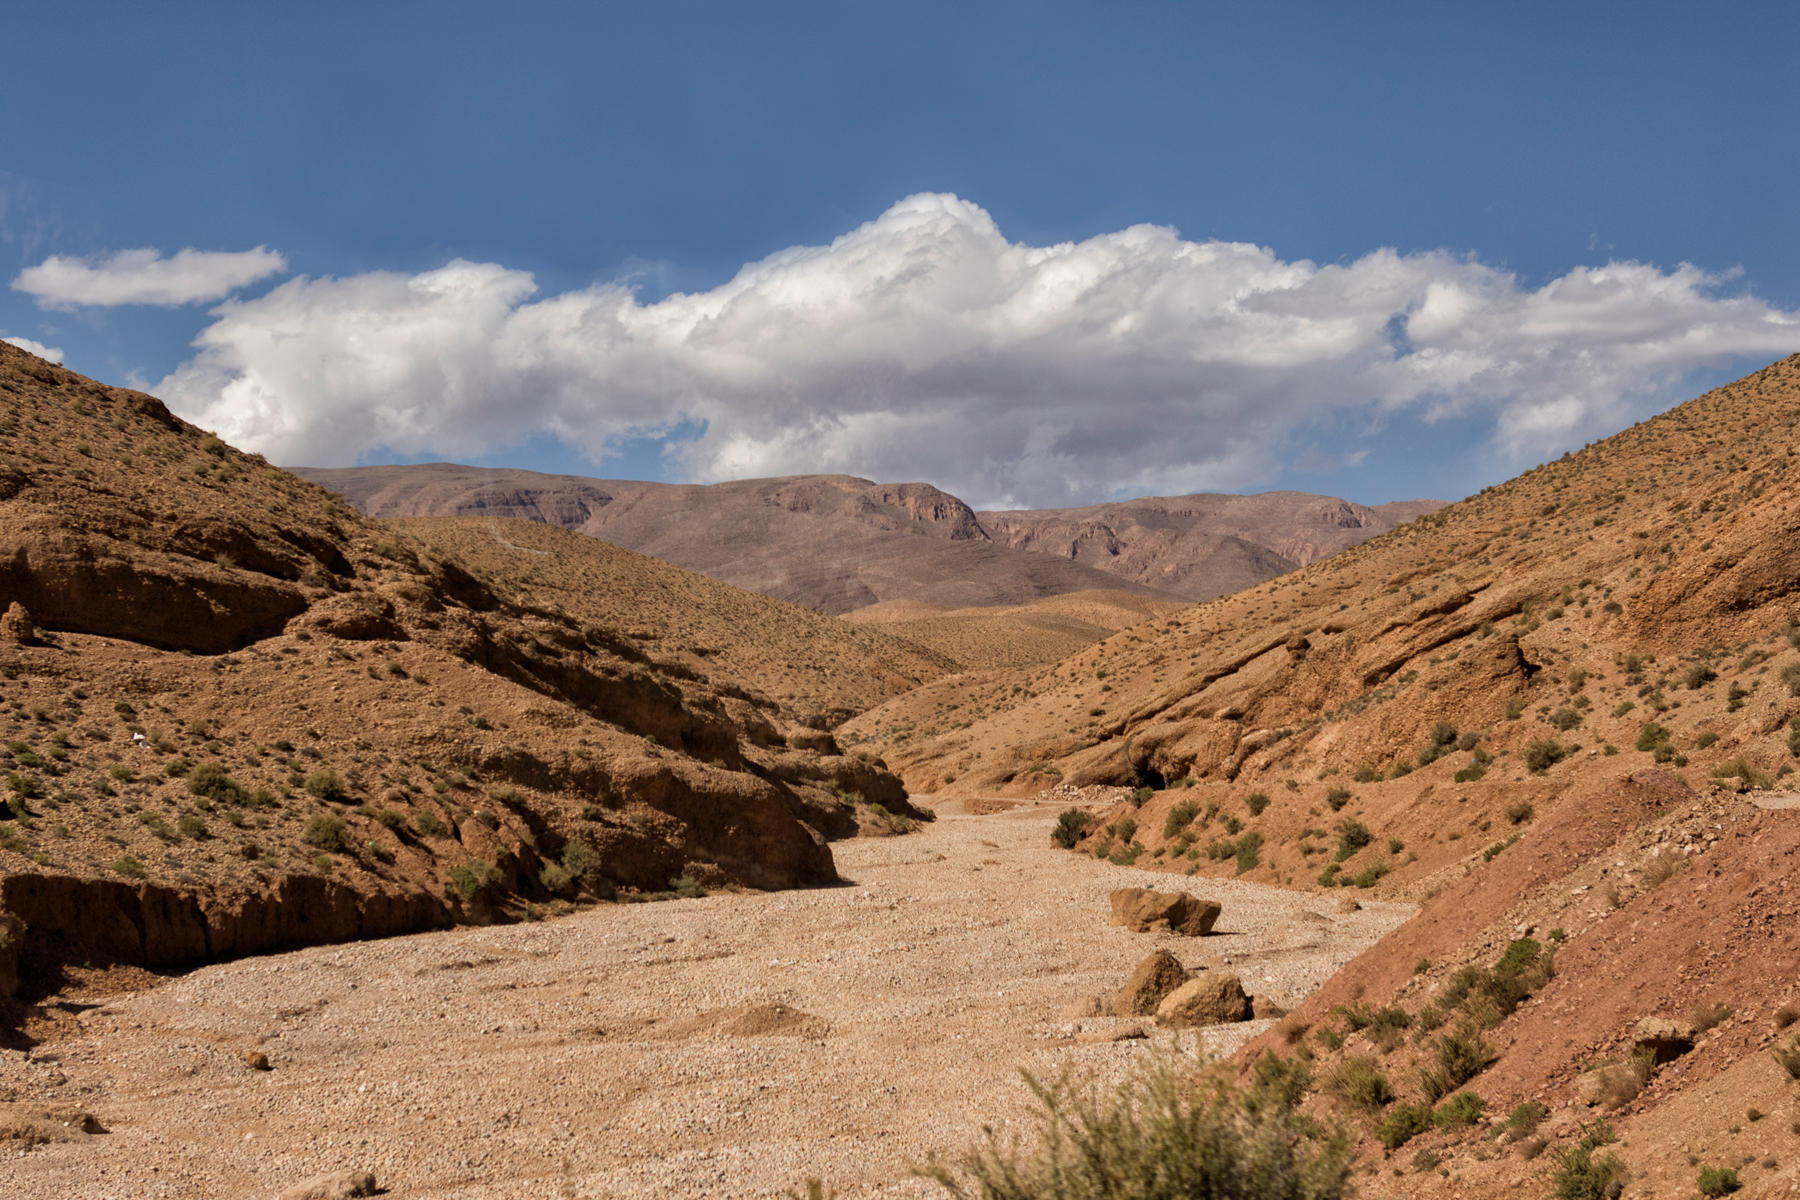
15,246,287,308
157,194,1797,506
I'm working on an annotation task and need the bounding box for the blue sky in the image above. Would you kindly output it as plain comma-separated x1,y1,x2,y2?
3,0,1796,508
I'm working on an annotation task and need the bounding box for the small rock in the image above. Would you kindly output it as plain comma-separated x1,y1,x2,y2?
1251,995,1288,1020
244,1051,272,1071
1112,949,1190,1016
0,602,32,644
1109,887,1221,936
1335,897,1362,914
277,1169,377,1200
1156,973,1251,1027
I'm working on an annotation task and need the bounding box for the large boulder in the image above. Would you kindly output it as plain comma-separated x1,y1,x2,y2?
1156,973,1251,1027
1109,887,1221,936
1113,949,1190,1016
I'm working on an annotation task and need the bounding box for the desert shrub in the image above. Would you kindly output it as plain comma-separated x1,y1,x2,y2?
917,1051,1353,1200
1636,722,1670,752
1683,664,1718,690
1054,808,1094,848
302,815,346,852
1711,758,1773,789
1245,791,1269,817
414,811,448,837
1234,831,1263,874
1324,1056,1393,1111
1333,819,1372,861
1502,1100,1549,1142
186,760,247,805
1549,1143,1626,1200
1418,1023,1494,1102
176,814,208,839
304,769,348,803
112,855,146,878
1110,817,1138,843
1351,863,1389,889
1162,802,1200,840
1696,1166,1741,1197
1375,1102,1433,1150
1325,787,1351,811
1504,799,1535,825
448,859,501,899
539,861,574,894
1433,1091,1485,1128
1129,786,1155,808
1351,765,1381,783
364,839,394,863
1696,730,1719,749
1524,739,1567,773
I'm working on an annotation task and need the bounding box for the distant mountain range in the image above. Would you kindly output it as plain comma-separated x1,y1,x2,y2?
294,464,1442,613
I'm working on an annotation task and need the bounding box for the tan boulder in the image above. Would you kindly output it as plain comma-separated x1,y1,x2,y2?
1156,973,1251,1027
1109,887,1220,936
1112,949,1190,1016
1060,993,1110,1019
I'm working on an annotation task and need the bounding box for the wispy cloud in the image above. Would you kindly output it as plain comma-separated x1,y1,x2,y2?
14,246,287,309
155,194,1800,506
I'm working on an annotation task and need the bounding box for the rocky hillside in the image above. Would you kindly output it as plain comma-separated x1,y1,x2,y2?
298,464,1437,613
0,341,928,1013
845,352,1800,1195
980,491,1443,602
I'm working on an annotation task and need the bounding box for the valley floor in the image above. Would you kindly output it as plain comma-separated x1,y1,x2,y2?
0,801,1408,1199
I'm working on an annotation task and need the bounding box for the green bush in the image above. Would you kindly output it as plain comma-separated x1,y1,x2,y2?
302,815,347,852
1418,1023,1494,1102
112,855,146,878
1333,819,1372,862
1550,1143,1626,1200
1502,1100,1548,1141
1524,739,1567,773
1054,808,1095,848
1234,831,1263,875
1324,1055,1392,1111
1325,787,1351,811
1245,792,1269,816
1129,786,1154,808
1162,802,1200,840
448,859,501,899
414,811,448,837
1697,1167,1741,1197
918,1052,1353,1200
186,760,247,805
1375,1102,1433,1150
304,769,348,803
1636,722,1670,752
1433,1091,1485,1128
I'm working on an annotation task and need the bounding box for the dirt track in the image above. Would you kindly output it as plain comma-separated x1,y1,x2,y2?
0,799,1409,1199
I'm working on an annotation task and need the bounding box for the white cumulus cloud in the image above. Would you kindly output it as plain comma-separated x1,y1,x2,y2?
155,194,1800,506
1,334,63,363
14,246,287,309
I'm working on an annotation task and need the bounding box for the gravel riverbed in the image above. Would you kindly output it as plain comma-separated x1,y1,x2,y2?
1,798,1410,1199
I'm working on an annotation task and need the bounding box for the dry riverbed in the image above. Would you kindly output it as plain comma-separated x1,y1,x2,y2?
1,798,1409,1199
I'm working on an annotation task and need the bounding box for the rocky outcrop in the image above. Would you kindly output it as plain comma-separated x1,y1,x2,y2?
0,871,453,997
1632,1016,1697,1064
1109,887,1221,936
